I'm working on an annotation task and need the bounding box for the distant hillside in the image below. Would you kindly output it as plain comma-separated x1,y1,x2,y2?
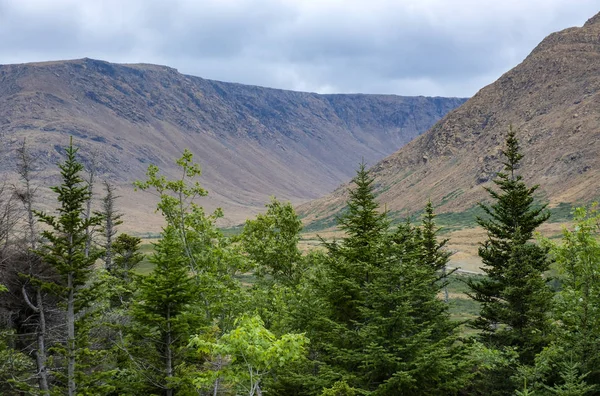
0,58,465,230
300,12,600,229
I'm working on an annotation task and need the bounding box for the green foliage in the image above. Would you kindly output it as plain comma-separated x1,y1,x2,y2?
241,198,305,286
283,162,470,395
35,138,103,292
123,227,202,394
112,233,144,275
191,314,308,395
467,127,553,368
518,203,600,392
126,150,250,393
0,331,35,394
464,341,520,396
320,381,358,396
544,360,597,395
33,138,110,394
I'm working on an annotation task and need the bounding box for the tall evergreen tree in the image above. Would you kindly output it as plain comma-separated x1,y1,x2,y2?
34,138,106,395
420,200,453,303
124,227,201,395
467,127,553,365
280,163,469,395
99,181,123,272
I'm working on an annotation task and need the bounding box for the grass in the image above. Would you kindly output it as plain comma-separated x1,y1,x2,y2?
134,241,158,275
444,272,483,334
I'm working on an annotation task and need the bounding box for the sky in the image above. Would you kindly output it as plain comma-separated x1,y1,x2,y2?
0,0,598,97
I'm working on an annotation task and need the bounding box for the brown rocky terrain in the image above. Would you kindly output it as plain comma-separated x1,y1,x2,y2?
0,58,465,231
300,12,600,229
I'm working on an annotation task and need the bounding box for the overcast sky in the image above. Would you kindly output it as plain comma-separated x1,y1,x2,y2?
0,0,598,97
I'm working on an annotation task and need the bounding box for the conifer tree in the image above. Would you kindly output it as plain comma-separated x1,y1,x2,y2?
420,200,452,302
467,127,553,364
284,163,469,395
99,181,123,272
34,138,106,395
125,227,201,395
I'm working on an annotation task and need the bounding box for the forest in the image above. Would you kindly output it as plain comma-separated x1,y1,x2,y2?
1,129,599,395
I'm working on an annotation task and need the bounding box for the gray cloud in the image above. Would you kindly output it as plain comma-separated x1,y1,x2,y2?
0,0,598,96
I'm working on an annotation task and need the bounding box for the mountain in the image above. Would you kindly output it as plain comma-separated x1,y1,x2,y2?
300,12,600,229
0,58,465,230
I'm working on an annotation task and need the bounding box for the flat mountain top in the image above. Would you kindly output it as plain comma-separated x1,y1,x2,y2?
300,12,600,227
0,58,465,231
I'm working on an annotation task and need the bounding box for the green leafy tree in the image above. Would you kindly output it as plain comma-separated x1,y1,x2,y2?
129,150,250,394
241,197,305,286
547,204,600,384
467,127,553,366
111,234,144,280
34,138,109,395
191,314,308,396
517,204,600,393
134,149,248,329
0,330,35,394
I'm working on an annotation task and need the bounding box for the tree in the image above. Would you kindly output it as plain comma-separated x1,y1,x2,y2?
126,227,201,395
467,127,553,364
420,200,453,302
517,204,600,393
34,137,105,396
134,150,249,330
99,181,123,272
241,198,305,286
130,150,250,394
283,162,469,395
191,314,308,396
14,138,53,394
111,233,143,280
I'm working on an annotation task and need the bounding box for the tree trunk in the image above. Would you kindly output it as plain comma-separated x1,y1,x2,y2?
165,306,173,396
67,273,76,396
212,356,223,396
36,289,50,394
22,286,50,394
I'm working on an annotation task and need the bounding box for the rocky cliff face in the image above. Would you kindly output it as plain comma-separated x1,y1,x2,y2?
300,13,600,226
0,58,464,229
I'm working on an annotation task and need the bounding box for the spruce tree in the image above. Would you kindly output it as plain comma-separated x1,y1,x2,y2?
34,138,105,395
467,127,553,364
125,227,201,395
420,200,452,303
285,163,469,395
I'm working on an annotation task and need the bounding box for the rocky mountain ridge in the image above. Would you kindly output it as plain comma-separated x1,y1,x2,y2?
0,58,465,230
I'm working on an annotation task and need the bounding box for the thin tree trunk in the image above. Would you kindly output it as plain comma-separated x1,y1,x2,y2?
67,273,76,396
166,306,173,396
36,288,50,394
22,286,50,394
212,356,222,396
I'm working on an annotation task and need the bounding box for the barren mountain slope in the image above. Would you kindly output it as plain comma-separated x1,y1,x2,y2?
0,58,465,230
300,12,600,227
